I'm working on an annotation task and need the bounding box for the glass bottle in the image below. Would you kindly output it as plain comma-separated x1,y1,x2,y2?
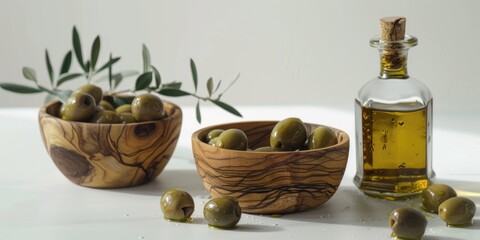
353,17,435,200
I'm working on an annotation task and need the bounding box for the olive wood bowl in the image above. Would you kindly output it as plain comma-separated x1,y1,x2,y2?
38,100,182,188
191,121,349,214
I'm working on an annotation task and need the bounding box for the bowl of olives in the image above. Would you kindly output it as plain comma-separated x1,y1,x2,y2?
38,87,182,188
191,118,350,214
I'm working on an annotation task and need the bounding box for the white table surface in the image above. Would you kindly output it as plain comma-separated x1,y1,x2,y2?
0,105,479,240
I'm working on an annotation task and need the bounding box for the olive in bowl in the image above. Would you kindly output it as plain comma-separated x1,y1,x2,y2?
191,121,349,214
38,98,182,188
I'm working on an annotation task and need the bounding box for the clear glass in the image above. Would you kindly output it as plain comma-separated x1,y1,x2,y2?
353,35,435,200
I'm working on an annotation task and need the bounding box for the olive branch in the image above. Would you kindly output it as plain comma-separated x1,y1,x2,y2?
0,26,242,123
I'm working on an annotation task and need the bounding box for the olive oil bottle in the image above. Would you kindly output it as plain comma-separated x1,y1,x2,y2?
354,17,435,200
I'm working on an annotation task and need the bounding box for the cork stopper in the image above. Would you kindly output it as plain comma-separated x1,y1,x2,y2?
380,17,406,41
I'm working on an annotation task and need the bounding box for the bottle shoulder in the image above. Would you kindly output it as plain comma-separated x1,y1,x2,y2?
356,77,432,110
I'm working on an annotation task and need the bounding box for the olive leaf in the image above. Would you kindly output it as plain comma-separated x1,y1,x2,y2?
157,88,191,97
72,26,86,71
108,53,113,91
56,73,83,87
91,36,101,69
96,56,120,73
60,51,72,75
0,83,42,94
135,72,153,91
209,99,242,117
162,82,182,90
196,101,201,123
152,65,161,88
213,79,222,94
206,77,213,97
22,67,37,82
45,50,54,86
142,44,151,73
190,58,198,92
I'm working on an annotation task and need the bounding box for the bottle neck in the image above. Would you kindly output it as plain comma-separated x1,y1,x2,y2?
378,47,409,79
370,35,418,79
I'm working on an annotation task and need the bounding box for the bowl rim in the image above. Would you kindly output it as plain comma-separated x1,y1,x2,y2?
39,99,182,126
191,120,349,154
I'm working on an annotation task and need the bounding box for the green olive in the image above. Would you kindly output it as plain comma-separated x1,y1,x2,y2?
438,197,476,227
160,189,195,222
270,118,307,151
389,207,427,240
131,93,165,121
60,92,96,122
98,100,115,111
75,83,103,104
115,104,132,114
203,197,242,229
253,146,277,152
421,184,457,213
119,112,136,123
90,110,122,123
211,129,248,151
205,129,224,143
306,126,337,149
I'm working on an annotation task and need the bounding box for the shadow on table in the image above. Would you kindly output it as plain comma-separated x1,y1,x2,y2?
107,169,207,197
279,178,480,230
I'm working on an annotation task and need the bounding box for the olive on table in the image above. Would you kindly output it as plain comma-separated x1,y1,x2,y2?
75,83,103,104
438,197,476,227
270,117,307,151
203,197,242,229
60,92,96,122
205,129,224,143
131,93,165,121
421,184,457,213
90,110,122,123
389,207,427,240
305,126,337,149
160,189,195,222
210,129,248,151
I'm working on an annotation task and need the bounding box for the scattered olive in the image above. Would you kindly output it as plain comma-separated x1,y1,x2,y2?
160,189,195,222
205,129,224,143
421,184,457,213
90,110,122,123
115,104,132,114
203,197,242,229
60,92,96,121
389,207,427,240
438,197,476,227
305,126,337,149
270,117,307,151
98,100,115,111
211,129,248,151
76,83,103,104
131,93,165,121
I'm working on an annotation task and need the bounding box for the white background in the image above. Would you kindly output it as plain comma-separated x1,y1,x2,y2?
1,0,479,113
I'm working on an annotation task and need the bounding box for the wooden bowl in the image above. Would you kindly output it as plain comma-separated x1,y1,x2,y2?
38,100,182,188
192,121,349,214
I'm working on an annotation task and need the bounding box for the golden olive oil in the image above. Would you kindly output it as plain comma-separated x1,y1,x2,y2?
355,103,430,199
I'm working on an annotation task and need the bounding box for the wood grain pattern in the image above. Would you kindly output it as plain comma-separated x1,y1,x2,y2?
38,100,182,188
192,121,349,214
